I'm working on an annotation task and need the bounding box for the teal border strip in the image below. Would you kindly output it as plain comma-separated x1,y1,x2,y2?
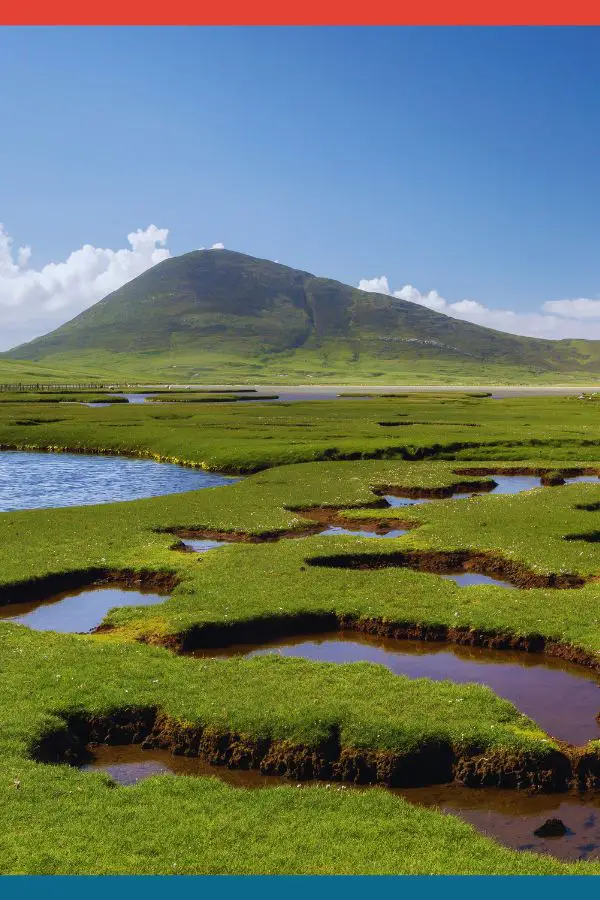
0,874,596,895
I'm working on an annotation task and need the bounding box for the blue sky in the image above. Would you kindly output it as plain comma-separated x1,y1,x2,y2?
2,26,600,347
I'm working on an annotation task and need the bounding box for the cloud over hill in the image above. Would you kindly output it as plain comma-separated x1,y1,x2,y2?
358,276,600,341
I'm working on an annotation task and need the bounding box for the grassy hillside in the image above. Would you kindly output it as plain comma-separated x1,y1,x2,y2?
5,249,600,384
0,357,116,385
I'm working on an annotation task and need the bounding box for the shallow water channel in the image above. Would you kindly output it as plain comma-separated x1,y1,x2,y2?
0,450,237,511
82,743,600,861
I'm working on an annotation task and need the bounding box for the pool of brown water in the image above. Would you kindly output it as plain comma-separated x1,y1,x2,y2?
191,632,600,745
83,744,600,861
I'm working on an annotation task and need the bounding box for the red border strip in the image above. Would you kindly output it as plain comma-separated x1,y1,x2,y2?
5,1,600,25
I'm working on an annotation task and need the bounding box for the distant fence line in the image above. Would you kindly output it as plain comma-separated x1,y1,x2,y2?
0,383,120,392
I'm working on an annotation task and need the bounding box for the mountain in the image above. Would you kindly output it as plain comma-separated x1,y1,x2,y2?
5,249,600,384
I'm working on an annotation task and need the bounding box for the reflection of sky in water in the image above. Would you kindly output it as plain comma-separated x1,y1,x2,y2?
0,450,238,511
0,587,166,633
182,539,230,552
320,526,408,538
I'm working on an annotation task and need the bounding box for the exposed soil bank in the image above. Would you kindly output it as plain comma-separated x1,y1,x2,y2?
164,525,325,544
0,439,532,474
163,502,415,544
373,480,495,500
296,506,417,535
145,607,600,678
82,744,600,861
306,549,586,589
378,422,481,428
31,706,572,792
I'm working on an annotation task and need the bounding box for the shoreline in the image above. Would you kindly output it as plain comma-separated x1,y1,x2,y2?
141,383,600,398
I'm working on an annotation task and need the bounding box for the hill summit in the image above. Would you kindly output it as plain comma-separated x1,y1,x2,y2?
5,249,600,383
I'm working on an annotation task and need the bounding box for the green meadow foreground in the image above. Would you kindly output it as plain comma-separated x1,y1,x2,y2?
5,393,600,873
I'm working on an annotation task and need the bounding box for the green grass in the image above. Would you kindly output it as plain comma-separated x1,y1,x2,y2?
145,392,279,403
9,346,600,385
4,765,587,875
0,392,129,404
4,394,600,872
0,357,113,384
0,624,585,874
3,392,600,473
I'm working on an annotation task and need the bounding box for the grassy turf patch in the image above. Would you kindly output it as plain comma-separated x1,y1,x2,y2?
3,764,591,874
3,396,600,871
0,393,600,472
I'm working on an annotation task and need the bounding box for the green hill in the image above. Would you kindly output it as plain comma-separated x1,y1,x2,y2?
5,249,600,384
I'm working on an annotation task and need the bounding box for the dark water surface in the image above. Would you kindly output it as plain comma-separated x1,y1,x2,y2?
399,784,600,862
83,743,600,861
0,450,237,512
192,632,600,745
565,475,600,484
0,586,167,633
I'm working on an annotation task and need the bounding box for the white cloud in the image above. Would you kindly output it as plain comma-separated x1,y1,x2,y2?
358,275,600,341
358,276,393,296
542,298,600,319
0,224,171,350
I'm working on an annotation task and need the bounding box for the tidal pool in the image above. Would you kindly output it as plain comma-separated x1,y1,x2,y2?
82,743,600,861
383,475,543,508
113,393,156,403
319,525,409,538
0,585,167,633
192,632,600,745
397,784,600,862
441,572,514,588
0,450,238,512
182,538,231,552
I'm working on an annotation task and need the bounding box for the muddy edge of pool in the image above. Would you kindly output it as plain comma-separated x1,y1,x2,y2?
0,568,178,608
81,745,600,862
30,664,600,794
32,705,569,791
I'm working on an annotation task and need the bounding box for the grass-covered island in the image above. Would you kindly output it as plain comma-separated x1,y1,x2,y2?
4,391,600,873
